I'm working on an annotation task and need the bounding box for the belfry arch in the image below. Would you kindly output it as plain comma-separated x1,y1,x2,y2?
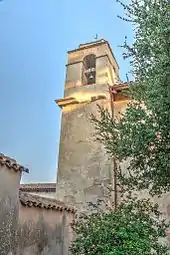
82,54,96,85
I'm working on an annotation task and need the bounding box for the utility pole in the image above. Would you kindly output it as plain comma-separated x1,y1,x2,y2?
108,85,118,210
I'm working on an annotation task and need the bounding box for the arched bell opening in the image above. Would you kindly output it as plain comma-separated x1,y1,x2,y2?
82,54,96,85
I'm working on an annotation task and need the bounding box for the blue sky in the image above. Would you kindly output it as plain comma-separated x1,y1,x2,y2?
0,0,132,183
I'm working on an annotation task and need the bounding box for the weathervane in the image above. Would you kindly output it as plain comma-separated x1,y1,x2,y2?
94,34,98,40
126,73,129,82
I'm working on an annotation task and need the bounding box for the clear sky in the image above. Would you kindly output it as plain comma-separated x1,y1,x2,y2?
0,0,133,183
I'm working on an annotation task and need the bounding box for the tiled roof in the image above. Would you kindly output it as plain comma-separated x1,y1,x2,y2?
19,191,75,213
20,183,56,192
0,153,29,173
110,82,130,92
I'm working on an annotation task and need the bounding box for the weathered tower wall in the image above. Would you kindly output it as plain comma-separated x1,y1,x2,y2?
56,40,129,211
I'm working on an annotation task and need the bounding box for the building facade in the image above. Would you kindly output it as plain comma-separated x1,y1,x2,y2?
0,154,75,255
1,39,170,254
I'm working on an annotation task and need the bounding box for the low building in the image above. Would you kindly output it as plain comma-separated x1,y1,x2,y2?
0,153,75,255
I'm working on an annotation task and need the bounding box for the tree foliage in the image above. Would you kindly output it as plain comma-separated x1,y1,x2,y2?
71,0,170,254
92,0,170,195
71,197,169,255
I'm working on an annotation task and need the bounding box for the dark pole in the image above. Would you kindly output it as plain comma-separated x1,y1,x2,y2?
109,86,118,210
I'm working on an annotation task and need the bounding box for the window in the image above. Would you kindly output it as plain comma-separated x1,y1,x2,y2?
82,54,96,85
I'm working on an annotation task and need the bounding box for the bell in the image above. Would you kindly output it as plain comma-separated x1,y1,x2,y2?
89,74,94,80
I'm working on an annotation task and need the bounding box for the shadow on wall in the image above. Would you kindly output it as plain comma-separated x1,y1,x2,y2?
18,216,63,255
0,197,64,255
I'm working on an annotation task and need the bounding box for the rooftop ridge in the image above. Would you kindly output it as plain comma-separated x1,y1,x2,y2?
19,191,75,213
20,182,56,192
79,39,106,48
0,153,29,173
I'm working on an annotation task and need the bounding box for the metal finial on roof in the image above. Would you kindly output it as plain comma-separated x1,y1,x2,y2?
126,73,129,82
124,36,128,46
94,34,98,40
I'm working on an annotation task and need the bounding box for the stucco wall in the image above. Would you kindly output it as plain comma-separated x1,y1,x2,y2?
57,71,130,210
56,40,129,211
56,94,113,210
18,203,74,255
67,41,119,76
65,41,119,91
0,164,21,255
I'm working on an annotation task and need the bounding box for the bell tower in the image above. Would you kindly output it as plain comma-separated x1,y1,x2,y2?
56,39,122,210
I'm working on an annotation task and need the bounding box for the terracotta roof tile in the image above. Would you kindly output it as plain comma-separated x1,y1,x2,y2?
109,81,132,95
19,191,75,213
20,183,56,192
112,81,130,90
0,153,29,173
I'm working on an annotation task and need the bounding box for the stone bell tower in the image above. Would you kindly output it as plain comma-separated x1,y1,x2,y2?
55,39,127,210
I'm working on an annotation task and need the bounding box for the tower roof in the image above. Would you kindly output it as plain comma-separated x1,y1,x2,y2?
79,39,107,48
0,153,29,173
